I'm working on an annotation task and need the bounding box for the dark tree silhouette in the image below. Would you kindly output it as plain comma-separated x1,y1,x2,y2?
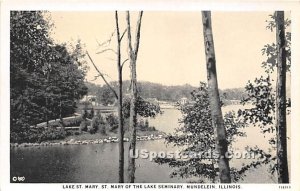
275,11,289,183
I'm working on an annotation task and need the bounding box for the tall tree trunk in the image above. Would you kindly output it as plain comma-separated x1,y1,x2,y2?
201,11,231,183
126,11,143,183
115,11,125,183
275,11,289,183
86,11,127,183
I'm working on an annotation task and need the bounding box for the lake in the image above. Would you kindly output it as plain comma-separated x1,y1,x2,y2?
10,105,290,183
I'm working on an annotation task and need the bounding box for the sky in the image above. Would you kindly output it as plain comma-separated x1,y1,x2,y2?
49,11,287,89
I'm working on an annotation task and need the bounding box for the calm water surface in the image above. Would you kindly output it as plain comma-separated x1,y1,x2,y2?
11,106,289,183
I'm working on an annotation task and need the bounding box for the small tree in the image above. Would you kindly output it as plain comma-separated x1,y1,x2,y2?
154,83,246,182
238,13,291,183
106,114,119,132
90,111,105,134
80,110,88,132
97,85,116,106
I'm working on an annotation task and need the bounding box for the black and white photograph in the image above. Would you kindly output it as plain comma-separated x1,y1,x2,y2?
1,1,300,191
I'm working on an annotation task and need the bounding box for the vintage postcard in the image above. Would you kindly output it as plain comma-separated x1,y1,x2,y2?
1,0,300,191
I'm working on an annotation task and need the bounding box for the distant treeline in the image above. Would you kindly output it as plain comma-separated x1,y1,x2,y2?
85,81,247,103
219,88,248,101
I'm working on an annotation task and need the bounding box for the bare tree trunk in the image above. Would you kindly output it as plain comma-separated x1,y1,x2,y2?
126,11,143,183
201,11,231,183
275,11,289,184
115,11,125,183
87,11,128,184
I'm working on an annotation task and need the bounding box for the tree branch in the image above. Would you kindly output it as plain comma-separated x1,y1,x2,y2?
93,72,113,81
105,57,117,61
96,48,117,55
119,28,127,42
96,30,116,48
121,58,129,70
86,51,118,99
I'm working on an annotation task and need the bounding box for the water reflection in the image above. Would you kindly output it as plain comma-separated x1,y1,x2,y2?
11,106,288,183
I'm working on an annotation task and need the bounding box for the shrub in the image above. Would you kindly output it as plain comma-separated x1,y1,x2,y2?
89,128,97,134
74,131,80,135
98,121,106,135
148,126,156,131
80,120,88,132
82,109,88,120
66,131,72,136
88,108,95,119
137,118,154,131
90,113,106,134
105,114,119,132
10,127,66,143
38,128,66,142
10,132,24,143
145,119,149,128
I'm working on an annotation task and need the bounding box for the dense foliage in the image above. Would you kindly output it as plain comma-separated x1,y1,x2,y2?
154,83,247,182
239,76,276,130
105,114,119,132
10,127,67,143
10,11,88,142
261,14,291,73
90,112,106,134
122,96,162,119
97,85,116,106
